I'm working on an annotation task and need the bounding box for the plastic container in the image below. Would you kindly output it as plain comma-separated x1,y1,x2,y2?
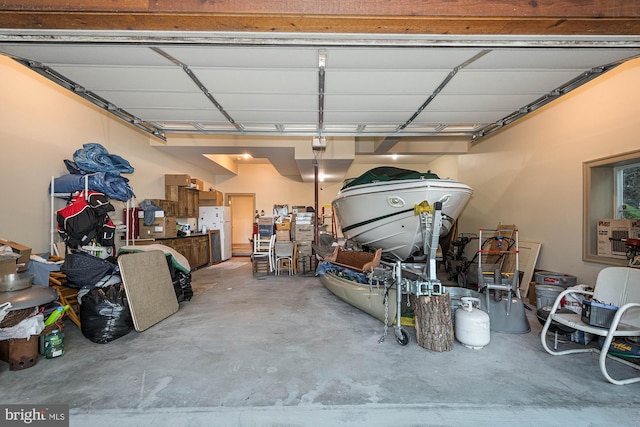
44,305,69,326
534,271,577,288
44,329,64,359
535,284,564,309
582,300,619,328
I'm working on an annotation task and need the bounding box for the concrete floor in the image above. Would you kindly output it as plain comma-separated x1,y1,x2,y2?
1,257,640,426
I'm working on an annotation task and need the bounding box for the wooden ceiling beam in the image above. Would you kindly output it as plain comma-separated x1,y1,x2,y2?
0,1,639,35
0,13,638,36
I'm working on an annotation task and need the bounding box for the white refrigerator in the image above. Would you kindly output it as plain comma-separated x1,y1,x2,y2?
199,206,232,261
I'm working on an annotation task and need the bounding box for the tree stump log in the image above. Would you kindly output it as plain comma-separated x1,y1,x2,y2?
411,292,454,352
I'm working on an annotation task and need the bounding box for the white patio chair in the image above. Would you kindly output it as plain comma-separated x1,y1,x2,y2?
251,234,274,275
267,234,276,273
274,241,295,276
540,267,640,385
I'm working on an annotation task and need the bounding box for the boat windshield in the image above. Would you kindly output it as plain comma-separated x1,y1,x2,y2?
341,166,440,190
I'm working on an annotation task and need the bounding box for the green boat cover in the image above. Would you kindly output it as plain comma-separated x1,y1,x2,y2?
341,166,440,190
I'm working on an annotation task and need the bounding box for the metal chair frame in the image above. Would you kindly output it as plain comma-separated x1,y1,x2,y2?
274,241,295,276
540,267,640,385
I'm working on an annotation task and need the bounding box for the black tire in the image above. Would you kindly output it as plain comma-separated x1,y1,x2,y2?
457,272,467,288
396,329,409,346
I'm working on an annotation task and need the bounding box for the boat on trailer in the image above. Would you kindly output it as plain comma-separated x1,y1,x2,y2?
320,197,453,345
320,167,473,345
332,167,473,262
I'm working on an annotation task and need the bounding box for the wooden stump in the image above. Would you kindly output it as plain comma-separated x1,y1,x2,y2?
411,292,454,352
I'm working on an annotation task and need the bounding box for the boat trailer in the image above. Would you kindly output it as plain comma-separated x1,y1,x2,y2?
369,201,445,345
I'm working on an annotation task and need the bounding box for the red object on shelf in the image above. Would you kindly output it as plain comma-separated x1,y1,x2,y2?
123,207,141,240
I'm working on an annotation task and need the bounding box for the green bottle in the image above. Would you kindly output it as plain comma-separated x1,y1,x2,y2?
44,329,64,359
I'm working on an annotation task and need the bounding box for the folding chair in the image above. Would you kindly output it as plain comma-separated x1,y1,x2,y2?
274,241,295,276
540,267,640,385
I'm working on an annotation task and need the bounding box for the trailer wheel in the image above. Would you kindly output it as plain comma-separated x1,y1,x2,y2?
396,329,409,346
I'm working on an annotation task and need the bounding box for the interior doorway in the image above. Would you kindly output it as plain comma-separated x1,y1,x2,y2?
227,193,255,256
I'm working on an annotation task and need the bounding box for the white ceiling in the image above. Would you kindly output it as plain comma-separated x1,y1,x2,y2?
1,33,639,182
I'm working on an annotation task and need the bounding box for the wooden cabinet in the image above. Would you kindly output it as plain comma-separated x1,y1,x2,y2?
187,235,210,268
199,189,224,206
158,234,210,270
178,187,199,217
165,185,199,218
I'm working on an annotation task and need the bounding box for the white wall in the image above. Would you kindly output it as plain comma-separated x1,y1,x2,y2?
0,56,219,254
457,58,640,285
215,163,331,214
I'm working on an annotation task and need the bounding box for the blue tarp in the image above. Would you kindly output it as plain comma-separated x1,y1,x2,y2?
315,261,370,284
50,172,135,202
51,143,136,201
72,143,134,176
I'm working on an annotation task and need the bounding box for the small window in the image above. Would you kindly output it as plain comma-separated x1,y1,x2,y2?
615,163,640,219
583,150,640,265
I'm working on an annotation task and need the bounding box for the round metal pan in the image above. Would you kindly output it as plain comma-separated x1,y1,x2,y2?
0,273,35,292
0,284,58,310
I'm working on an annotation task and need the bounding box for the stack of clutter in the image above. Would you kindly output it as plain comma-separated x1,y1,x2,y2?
534,270,596,345
0,244,61,370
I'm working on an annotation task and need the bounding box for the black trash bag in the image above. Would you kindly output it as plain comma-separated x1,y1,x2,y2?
175,271,193,302
162,253,193,302
80,283,134,344
61,250,117,288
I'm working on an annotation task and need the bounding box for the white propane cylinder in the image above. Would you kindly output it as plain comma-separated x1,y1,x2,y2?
455,297,490,349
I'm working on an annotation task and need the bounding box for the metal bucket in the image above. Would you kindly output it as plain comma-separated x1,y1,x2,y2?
535,284,564,309
0,273,34,292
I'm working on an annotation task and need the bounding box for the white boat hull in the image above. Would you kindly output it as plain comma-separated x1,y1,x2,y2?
332,179,472,261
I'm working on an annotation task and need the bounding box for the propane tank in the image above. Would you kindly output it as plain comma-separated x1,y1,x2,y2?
455,297,490,349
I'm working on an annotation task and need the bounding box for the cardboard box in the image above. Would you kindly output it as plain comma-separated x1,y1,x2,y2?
276,219,291,231
294,212,314,225
258,216,275,226
138,217,177,239
258,224,274,237
165,174,191,187
0,239,32,272
190,178,204,191
137,209,166,219
597,219,630,259
294,225,314,241
0,257,16,275
276,229,290,241
296,240,313,257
